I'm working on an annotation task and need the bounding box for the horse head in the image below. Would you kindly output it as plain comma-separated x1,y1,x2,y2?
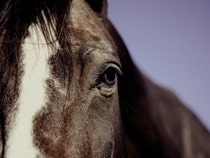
0,0,126,157
0,0,210,158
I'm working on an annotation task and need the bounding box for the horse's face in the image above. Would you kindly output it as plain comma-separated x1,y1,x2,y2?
2,0,125,157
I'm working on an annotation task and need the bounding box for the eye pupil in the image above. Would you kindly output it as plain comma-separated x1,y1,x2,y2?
103,68,116,84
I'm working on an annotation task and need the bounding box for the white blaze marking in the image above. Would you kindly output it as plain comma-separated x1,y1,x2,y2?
5,25,57,157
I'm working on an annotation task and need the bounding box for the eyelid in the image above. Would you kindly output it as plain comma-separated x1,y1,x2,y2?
101,62,123,76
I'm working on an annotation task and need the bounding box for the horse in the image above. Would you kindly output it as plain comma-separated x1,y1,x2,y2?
0,0,210,157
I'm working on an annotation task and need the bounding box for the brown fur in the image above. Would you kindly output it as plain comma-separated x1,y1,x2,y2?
0,0,210,157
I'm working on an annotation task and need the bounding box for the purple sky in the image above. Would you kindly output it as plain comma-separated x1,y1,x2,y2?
108,0,210,130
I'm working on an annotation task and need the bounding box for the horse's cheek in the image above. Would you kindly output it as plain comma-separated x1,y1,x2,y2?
86,94,124,157
32,93,118,157
32,106,66,158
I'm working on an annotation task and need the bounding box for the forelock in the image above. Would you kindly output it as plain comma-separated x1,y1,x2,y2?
0,0,72,43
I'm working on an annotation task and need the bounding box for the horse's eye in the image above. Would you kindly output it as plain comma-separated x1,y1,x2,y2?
102,67,117,85
96,65,122,97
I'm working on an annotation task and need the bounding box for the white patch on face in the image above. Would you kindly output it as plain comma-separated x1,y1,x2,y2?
5,25,58,158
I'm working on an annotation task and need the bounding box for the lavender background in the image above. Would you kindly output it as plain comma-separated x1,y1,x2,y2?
108,0,210,130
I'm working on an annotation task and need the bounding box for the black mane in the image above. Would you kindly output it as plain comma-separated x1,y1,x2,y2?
0,0,72,44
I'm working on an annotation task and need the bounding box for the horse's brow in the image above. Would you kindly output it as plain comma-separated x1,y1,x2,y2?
87,51,121,69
